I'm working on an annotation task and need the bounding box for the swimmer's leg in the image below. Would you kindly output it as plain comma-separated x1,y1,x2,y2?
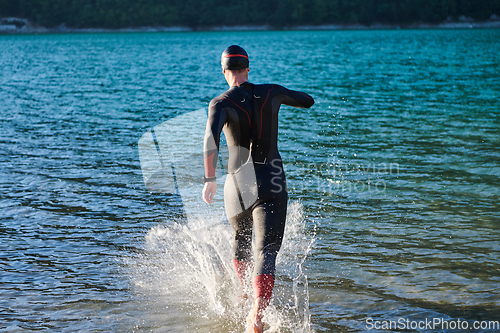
248,197,287,332
228,210,253,301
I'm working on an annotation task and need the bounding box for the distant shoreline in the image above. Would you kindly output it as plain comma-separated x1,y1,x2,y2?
1,17,500,34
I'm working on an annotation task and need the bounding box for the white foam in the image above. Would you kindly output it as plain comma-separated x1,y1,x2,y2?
126,201,315,332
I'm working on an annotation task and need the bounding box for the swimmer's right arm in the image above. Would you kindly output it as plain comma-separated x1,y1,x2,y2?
276,85,315,108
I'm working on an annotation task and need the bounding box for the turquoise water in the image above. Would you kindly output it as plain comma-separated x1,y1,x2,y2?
1,29,499,332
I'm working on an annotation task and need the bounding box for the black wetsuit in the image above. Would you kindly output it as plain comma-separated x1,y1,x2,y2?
204,82,314,279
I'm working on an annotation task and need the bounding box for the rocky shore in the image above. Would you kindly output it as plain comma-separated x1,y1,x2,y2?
1,15,499,34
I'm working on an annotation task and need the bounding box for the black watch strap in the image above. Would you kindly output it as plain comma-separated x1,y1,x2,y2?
203,176,216,183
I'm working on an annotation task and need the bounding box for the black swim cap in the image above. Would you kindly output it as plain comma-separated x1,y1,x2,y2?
221,45,249,70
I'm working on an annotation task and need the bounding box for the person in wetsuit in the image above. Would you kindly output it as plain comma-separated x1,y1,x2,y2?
202,45,314,332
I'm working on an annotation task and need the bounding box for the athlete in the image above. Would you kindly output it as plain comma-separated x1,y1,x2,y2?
202,45,314,332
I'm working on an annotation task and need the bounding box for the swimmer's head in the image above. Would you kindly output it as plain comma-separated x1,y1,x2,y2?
221,45,249,70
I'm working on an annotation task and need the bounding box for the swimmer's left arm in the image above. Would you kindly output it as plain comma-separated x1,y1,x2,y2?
203,100,226,204
202,181,217,204
204,101,225,177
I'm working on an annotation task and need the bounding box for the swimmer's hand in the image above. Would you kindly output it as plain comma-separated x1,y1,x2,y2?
202,181,217,204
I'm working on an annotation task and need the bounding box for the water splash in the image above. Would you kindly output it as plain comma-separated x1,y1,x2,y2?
126,201,316,332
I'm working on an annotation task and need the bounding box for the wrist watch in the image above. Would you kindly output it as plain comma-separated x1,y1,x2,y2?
202,176,216,183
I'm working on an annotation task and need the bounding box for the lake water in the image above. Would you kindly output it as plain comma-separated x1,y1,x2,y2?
1,29,499,332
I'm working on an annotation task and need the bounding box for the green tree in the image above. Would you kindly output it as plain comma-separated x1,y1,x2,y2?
3,0,500,29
